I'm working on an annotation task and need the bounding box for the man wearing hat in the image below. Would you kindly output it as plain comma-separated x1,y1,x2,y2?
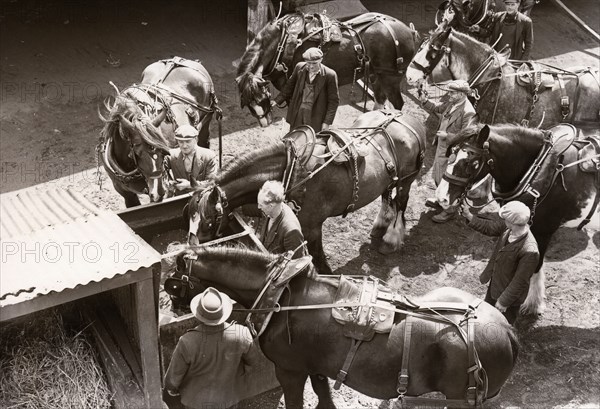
419,80,478,223
469,0,533,60
460,200,540,324
164,287,262,408
272,47,339,132
165,124,218,194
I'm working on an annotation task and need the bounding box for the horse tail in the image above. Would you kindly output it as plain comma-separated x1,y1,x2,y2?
506,324,520,364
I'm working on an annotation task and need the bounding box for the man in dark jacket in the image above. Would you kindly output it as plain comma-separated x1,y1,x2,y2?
165,124,218,194
460,200,540,324
255,180,307,258
164,287,262,408
273,47,340,132
469,0,534,60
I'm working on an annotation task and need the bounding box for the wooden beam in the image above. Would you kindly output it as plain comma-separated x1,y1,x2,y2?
134,275,162,408
248,0,273,46
548,0,600,42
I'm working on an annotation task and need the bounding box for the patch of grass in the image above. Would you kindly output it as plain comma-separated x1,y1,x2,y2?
0,308,111,409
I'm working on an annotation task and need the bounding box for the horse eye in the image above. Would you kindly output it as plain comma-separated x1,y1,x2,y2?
153,153,158,160
472,160,480,169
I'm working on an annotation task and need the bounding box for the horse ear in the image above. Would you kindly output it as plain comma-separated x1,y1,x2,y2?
151,109,167,128
182,203,190,230
477,125,490,145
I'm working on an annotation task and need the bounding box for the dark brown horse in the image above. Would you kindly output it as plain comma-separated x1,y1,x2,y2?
165,245,519,409
436,0,506,32
406,25,600,129
436,123,600,314
185,110,425,274
236,12,420,126
99,57,220,207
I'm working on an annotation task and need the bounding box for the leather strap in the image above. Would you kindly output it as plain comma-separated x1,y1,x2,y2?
334,339,363,389
396,316,412,396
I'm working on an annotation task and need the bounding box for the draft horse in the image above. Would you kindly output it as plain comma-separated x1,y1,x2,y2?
185,110,426,274
236,12,420,126
99,57,221,207
406,24,600,128
436,123,600,314
165,245,519,409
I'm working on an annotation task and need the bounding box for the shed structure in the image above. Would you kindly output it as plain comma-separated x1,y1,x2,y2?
0,187,163,408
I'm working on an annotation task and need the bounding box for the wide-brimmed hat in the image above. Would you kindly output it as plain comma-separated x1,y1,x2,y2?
302,47,323,62
446,80,472,94
499,201,530,225
190,287,233,326
175,124,199,141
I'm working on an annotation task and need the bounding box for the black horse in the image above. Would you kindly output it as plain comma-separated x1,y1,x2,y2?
436,123,600,314
236,12,420,126
165,245,519,409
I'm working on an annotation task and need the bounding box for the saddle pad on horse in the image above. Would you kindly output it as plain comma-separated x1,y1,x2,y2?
322,129,369,163
247,255,313,337
516,62,555,90
332,275,417,340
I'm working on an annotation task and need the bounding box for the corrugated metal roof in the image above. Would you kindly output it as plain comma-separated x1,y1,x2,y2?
1,188,162,307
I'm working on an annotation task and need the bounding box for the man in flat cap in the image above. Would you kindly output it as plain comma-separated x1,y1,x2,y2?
469,0,534,60
273,47,339,132
419,80,478,223
460,200,540,324
165,124,218,194
163,287,262,408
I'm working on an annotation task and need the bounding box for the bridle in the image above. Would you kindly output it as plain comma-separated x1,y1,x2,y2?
410,34,452,78
247,81,274,121
194,185,230,239
443,141,493,206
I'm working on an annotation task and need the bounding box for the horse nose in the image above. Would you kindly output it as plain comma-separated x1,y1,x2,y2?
188,233,200,246
149,193,163,203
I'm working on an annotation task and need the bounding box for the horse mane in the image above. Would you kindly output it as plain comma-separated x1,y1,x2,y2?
181,245,277,270
451,29,494,55
489,123,546,151
216,142,284,184
99,94,172,152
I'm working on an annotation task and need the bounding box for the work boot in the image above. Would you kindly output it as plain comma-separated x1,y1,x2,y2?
432,208,456,223
425,198,442,210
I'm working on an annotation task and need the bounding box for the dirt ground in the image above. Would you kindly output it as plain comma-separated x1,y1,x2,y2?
1,0,599,408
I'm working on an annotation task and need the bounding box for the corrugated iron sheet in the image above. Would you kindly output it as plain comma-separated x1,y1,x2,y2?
1,188,162,307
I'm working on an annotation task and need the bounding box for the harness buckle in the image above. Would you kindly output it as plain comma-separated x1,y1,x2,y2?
466,386,478,406
527,187,540,198
396,373,409,395
560,95,570,118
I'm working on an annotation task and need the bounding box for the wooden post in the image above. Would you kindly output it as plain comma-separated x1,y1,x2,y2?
248,0,273,46
134,272,162,408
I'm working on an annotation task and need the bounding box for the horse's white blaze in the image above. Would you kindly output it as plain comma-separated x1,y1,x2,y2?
521,267,546,315
561,193,600,230
188,215,200,241
148,160,161,201
406,47,429,84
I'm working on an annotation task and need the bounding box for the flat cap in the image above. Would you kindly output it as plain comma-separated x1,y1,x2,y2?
302,47,323,62
175,124,199,140
447,80,472,94
499,201,531,226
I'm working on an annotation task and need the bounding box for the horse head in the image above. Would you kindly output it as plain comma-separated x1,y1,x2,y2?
406,22,452,85
164,246,278,312
117,109,171,202
436,124,492,208
436,0,491,30
236,72,274,127
184,183,229,245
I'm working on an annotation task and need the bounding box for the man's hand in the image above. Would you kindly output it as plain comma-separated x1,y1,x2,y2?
322,123,330,131
459,202,473,221
418,91,428,104
495,301,508,312
174,178,191,191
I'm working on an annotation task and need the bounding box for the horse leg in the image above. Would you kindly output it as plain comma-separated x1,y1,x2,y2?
306,227,333,274
376,185,409,255
310,374,336,409
372,74,389,110
275,366,308,409
380,74,404,110
197,113,212,148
